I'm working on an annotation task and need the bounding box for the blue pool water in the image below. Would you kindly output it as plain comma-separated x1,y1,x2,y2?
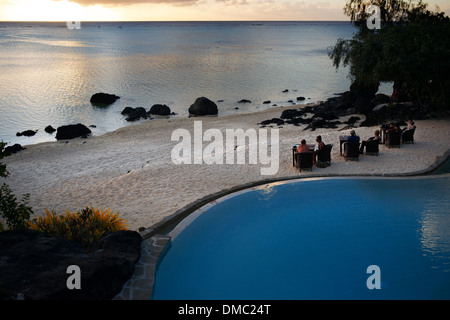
152,176,450,300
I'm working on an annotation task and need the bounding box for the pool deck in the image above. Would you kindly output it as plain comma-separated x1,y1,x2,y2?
113,149,450,300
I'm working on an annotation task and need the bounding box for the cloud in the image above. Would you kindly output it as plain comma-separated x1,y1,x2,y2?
61,0,201,6
214,0,252,6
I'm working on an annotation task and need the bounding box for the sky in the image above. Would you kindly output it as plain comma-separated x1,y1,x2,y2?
0,0,449,21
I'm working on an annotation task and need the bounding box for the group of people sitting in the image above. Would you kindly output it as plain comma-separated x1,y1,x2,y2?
348,119,416,154
296,120,416,162
296,135,326,164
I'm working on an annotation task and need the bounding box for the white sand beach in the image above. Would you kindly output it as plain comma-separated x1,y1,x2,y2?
3,105,450,231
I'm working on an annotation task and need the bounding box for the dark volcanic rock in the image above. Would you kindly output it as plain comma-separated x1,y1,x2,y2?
55,124,92,140
345,116,361,125
355,97,375,114
312,111,339,121
280,109,305,119
0,229,142,300
4,144,26,154
259,118,285,126
45,125,56,134
238,99,252,104
360,112,381,127
303,118,341,131
148,104,171,116
188,97,218,116
121,107,148,122
90,93,120,106
297,96,306,101
347,81,379,104
16,130,37,137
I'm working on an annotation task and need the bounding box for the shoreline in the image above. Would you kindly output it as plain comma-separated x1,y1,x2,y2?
3,102,318,150
3,104,450,231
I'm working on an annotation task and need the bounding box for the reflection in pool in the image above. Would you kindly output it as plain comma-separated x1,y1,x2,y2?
152,175,450,300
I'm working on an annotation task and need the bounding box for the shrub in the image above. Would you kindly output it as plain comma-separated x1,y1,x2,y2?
29,205,128,251
0,183,33,231
0,141,8,179
0,141,34,231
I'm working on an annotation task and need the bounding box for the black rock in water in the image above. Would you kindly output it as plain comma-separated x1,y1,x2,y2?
55,123,92,140
148,104,171,116
121,107,148,122
16,130,37,137
45,125,56,134
188,97,218,116
90,93,120,106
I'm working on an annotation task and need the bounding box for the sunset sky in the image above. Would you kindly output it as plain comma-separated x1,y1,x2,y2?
0,0,449,21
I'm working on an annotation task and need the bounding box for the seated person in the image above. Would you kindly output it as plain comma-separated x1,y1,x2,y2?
346,130,360,143
403,120,416,131
360,130,380,153
296,139,310,153
313,135,325,164
386,124,401,134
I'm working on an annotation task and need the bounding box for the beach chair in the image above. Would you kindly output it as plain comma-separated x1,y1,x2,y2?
385,130,402,148
343,142,360,161
295,152,313,172
402,128,415,144
365,139,379,156
317,144,332,166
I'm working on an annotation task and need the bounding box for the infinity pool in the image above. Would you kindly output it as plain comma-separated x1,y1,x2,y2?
152,175,450,300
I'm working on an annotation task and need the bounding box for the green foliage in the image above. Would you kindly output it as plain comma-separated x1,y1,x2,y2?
0,183,33,231
0,141,9,179
329,0,450,113
29,206,128,251
0,141,33,231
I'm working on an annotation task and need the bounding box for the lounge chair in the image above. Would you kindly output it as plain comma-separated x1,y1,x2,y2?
317,144,332,166
402,128,415,144
385,130,401,148
365,139,379,156
295,152,313,172
343,142,360,161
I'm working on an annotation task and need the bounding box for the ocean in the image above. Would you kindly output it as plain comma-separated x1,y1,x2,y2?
0,21,390,146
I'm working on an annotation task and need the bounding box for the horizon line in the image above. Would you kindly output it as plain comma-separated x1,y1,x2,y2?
0,19,350,23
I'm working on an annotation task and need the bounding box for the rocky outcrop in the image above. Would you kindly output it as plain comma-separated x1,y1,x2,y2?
90,93,120,106
121,107,148,122
259,118,285,126
55,124,92,140
16,130,37,137
188,97,218,116
0,229,142,300
44,125,56,134
4,144,25,154
148,104,171,116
